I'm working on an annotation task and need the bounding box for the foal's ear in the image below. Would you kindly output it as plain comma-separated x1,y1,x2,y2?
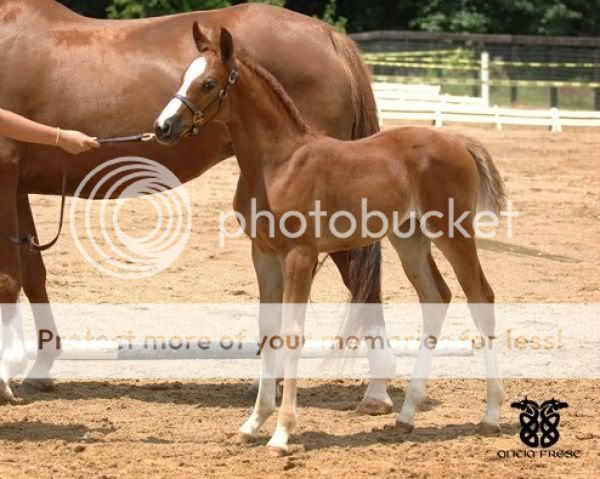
220,28,234,65
193,22,212,53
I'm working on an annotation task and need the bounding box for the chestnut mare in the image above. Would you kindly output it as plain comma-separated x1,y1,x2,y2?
0,0,389,407
155,26,508,454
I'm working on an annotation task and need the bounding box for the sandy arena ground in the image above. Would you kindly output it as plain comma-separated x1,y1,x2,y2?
0,125,599,477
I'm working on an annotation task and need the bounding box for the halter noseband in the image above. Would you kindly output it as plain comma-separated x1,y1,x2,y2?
174,69,239,136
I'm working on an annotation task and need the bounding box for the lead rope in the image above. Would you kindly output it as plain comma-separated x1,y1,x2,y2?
10,132,156,252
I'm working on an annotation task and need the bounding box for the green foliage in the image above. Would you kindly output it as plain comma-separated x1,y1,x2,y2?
409,0,490,33
57,0,599,36
249,0,286,6
106,0,231,19
407,0,587,35
320,0,347,32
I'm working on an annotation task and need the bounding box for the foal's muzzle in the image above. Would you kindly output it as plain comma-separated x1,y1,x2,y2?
153,116,186,145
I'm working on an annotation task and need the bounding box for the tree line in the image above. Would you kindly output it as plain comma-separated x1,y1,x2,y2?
58,0,599,36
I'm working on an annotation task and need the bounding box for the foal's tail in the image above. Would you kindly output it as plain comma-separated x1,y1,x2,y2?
330,30,383,305
457,134,507,215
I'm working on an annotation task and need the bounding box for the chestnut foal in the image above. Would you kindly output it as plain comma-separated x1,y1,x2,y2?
155,25,507,454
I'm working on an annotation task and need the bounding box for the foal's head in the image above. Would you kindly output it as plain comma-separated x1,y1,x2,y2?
154,24,237,145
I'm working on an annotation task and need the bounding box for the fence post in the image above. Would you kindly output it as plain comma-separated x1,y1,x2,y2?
434,104,444,128
480,51,490,107
494,105,502,130
550,107,562,133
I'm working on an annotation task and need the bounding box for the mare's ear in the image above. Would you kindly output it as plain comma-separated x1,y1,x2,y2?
193,22,212,53
220,28,234,66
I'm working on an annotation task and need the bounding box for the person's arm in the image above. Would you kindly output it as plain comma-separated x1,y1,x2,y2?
0,108,100,155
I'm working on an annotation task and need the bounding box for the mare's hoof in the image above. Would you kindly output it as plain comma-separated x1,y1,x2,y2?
0,383,20,405
0,393,24,406
20,378,56,394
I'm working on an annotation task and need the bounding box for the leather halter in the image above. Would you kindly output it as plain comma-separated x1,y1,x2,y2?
174,68,239,136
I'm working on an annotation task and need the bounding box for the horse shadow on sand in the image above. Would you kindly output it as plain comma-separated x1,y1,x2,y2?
293,422,520,450
0,420,173,444
14,380,422,411
3,381,518,447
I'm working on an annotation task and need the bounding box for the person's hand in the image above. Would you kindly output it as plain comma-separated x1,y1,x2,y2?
57,130,100,155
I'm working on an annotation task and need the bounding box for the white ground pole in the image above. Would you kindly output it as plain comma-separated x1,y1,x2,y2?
25,340,473,361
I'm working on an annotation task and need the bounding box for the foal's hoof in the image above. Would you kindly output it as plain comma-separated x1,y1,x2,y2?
355,398,393,416
393,421,415,433
20,378,56,394
478,421,501,435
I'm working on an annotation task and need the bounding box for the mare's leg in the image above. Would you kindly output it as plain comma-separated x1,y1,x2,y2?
239,243,283,440
388,227,452,432
267,247,316,455
433,233,504,433
330,249,394,415
17,195,59,391
0,153,26,403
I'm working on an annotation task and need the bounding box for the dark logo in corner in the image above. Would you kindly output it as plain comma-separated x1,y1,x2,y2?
511,397,569,448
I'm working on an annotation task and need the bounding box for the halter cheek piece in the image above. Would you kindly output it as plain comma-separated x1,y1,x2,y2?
174,69,239,136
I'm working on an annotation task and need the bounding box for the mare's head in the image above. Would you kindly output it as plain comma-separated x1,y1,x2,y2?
154,24,237,145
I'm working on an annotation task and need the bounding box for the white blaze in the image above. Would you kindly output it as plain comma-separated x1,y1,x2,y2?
157,57,208,127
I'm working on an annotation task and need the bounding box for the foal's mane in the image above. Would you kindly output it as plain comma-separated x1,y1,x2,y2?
239,56,313,134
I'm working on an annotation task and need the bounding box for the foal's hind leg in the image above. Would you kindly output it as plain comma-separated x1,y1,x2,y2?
0,156,27,403
17,195,59,392
388,228,452,431
330,250,394,416
433,234,505,433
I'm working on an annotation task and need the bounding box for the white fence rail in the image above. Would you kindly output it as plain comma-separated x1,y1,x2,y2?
374,83,600,132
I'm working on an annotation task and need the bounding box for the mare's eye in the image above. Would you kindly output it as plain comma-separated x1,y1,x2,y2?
203,79,217,90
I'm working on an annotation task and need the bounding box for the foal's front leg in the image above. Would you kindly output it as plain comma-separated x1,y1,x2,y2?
267,247,316,456
239,244,283,440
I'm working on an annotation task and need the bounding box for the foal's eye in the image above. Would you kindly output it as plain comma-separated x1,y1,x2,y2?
203,79,217,90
